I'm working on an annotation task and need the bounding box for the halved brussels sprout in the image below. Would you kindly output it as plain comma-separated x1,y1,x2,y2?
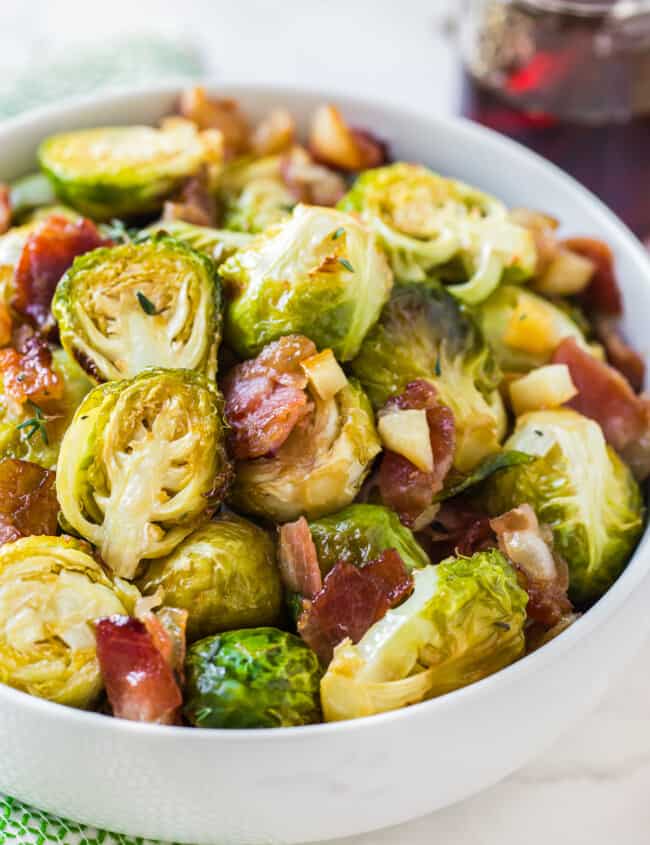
56,368,231,580
221,204,393,361
184,627,322,728
309,504,430,575
482,409,644,606
350,282,505,471
477,285,592,373
38,122,217,219
321,549,528,721
0,349,93,469
220,154,296,233
230,379,380,522
138,513,282,642
0,535,136,708
338,162,535,299
144,219,253,266
53,235,222,382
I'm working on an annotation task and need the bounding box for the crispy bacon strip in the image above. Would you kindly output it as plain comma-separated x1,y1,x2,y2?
418,500,495,563
490,505,572,626
378,380,455,528
163,166,217,227
0,185,10,235
298,550,413,664
592,314,645,393
223,334,316,460
95,616,183,724
0,334,62,404
564,237,622,316
13,214,108,331
0,458,57,545
552,337,650,478
278,517,323,598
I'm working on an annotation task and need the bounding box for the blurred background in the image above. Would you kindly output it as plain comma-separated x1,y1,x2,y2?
3,0,649,237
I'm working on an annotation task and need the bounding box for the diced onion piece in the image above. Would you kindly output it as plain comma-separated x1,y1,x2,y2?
533,247,595,297
309,105,365,171
504,297,559,356
300,349,347,400
251,108,295,156
509,364,578,417
378,409,433,473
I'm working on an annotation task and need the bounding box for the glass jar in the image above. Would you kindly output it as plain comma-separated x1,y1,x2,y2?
460,0,650,238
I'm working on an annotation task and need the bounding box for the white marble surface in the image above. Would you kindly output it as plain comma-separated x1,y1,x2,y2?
1,1,649,843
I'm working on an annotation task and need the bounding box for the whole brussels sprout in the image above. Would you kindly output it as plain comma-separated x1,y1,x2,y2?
482,408,644,606
220,154,297,233
38,122,216,219
309,504,430,575
184,627,322,728
0,535,136,707
350,282,505,472
53,235,221,382
338,162,535,299
0,349,93,470
56,368,231,580
144,220,253,266
477,285,592,373
321,550,528,721
221,204,393,361
230,379,380,522
138,513,282,642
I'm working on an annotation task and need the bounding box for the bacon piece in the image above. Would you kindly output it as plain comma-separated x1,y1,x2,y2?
95,615,183,724
552,337,650,478
223,334,316,460
163,166,217,227
0,185,10,235
13,214,108,331
280,147,346,207
378,380,455,528
349,128,389,169
138,606,188,685
418,500,495,562
0,334,62,404
592,314,645,392
278,517,323,599
0,458,57,545
564,237,622,316
298,550,413,663
490,504,572,626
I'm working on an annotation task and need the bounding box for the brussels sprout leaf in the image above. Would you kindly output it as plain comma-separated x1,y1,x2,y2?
436,450,533,503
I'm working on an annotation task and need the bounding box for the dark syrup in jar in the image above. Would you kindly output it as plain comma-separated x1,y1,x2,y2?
460,0,650,239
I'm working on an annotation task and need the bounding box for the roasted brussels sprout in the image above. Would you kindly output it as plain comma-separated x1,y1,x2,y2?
0,349,93,469
482,409,644,606
230,379,380,522
56,368,231,580
53,235,222,382
184,627,322,728
38,121,219,219
350,282,505,471
477,285,592,373
309,504,430,575
0,535,136,707
220,154,297,233
321,549,527,721
338,162,535,299
138,513,282,642
221,204,393,361
144,219,253,266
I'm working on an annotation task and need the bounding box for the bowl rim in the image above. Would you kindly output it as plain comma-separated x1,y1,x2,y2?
0,79,649,741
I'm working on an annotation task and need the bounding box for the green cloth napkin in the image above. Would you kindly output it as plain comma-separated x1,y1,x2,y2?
0,796,173,845
0,37,203,845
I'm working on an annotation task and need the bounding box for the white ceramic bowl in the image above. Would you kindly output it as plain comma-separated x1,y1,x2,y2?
1,84,649,845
